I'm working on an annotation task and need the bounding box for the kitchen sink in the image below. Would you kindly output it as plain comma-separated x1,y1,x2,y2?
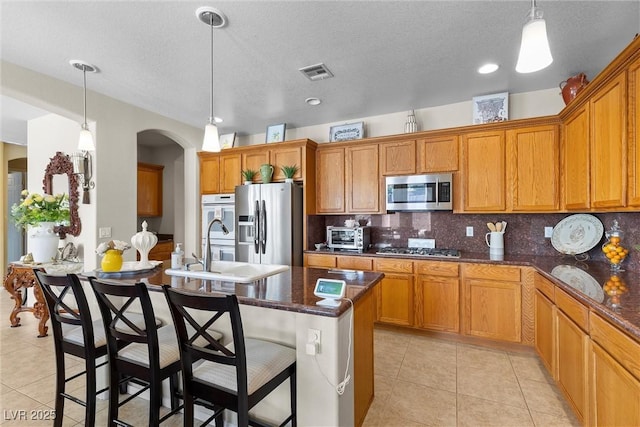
165,261,289,283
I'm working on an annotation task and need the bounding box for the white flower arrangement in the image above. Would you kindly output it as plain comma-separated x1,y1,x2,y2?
96,240,131,256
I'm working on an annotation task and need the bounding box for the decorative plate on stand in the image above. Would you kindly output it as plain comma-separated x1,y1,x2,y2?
551,214,604,255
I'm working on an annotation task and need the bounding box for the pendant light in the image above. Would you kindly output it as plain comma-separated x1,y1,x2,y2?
515,0,553,73
70,60,97,150
197,6,227,152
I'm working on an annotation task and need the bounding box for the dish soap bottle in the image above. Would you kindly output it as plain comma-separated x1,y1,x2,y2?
171,243,184,269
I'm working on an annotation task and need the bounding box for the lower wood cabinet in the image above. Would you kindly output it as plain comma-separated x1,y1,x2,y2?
556,309,589,423
534,290,556,375
304,253,336,269
373,259,414,326
415,261,459,332
589,313,640,427
461,264,522,343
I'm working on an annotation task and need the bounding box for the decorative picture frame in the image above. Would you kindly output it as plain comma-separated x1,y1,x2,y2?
329,121,364,142
472,92,509,124
266,123,286,143
220,132,236,149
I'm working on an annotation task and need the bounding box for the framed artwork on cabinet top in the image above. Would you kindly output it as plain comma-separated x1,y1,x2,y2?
220,132,236,149
266,123,286,143
472,92,509,124
329,121,364,142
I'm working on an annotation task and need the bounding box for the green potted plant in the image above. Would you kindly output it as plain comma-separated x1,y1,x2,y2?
241,169,257,185
280,165,298,183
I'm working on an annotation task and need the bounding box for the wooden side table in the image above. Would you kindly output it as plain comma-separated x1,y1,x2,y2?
3,263,49,337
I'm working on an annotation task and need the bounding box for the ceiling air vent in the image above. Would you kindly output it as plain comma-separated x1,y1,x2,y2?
299,63,334,81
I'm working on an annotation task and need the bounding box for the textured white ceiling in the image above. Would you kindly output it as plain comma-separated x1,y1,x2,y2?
1,1,639,144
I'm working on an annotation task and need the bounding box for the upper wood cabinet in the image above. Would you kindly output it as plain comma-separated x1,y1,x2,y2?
562,104,591,210
200,155,220,195
507,124,560,211
347,144,381,213
379,139,416,175
137,162,164,217
461,130,506,211
590,72,627,208
242,149,270,182
219,154,242,193
316,147,346,213
271,145,303,181
627,56,640,207
417,135,459,172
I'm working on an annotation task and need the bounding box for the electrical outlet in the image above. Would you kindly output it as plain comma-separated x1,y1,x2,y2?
306,329,321,355
99,227,112,238
466,226,474,237
544,226,554,238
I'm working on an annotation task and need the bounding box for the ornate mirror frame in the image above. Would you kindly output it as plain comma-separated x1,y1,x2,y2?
42,151,81,238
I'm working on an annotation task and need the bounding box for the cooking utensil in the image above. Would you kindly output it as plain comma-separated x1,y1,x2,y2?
502,221,507,232
487,222,497,232
496,222,503,232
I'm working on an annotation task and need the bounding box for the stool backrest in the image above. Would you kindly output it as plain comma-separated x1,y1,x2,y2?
89,278,161,369
163,286,248,394
34,271,96,350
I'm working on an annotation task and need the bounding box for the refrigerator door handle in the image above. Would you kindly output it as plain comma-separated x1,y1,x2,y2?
260,199,267,254
253,200,260,254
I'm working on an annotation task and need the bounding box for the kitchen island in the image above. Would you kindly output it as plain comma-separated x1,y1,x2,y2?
87,264,383,427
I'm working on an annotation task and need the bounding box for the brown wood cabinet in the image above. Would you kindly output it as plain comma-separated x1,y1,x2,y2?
303,253,337,269
562,104,591,210
316,147,346,213
414,260,459,332
417,135,459,172
147,240,173,261
628,56,640,207
242,149,270,183
461,130,506,211
346,144,381,213
137,162,164,217
373,258,414,326
379,139,416,175
271,145,303,181
590,72,627,208
534,273,556,376
507,125,560,211
461,264,522,342
589,313,640,427
555,288,589,424
200,155,220,195
219,154,242,193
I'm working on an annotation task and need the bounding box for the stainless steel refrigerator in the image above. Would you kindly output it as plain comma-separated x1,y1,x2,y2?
235,183,303,266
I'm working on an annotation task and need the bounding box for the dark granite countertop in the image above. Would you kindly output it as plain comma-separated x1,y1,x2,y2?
82,262,383,318
305,248,640,341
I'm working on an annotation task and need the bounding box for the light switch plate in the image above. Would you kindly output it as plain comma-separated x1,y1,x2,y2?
466,226,474,237
544,226,554,238
99,227,112,238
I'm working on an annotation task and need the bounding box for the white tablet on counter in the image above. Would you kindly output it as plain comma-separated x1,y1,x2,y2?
314,278,346,307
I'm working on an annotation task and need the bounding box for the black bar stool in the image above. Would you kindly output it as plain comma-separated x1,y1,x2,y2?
163,285,297,427
34,271,108,427
89,278,185,426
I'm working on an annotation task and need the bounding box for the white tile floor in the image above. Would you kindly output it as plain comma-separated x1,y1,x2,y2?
0,289,580,426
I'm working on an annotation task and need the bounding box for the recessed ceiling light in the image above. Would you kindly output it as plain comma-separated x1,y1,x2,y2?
305,97,322,106
478,63,499,74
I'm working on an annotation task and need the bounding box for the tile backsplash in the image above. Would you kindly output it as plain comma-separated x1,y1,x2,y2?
307,211,640,271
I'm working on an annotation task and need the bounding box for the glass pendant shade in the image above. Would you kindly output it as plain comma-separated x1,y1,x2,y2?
78,125,95,151
516,13,553,73
202,122,220,152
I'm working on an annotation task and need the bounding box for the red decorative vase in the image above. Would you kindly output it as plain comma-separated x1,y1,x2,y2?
559,73,589,105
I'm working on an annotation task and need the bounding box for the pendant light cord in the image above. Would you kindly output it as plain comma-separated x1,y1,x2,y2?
82,66,88,128
209,13,214,125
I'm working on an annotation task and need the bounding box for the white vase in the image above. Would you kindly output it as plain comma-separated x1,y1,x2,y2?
285,178,294,183
28,222,59,263
131,221,158,268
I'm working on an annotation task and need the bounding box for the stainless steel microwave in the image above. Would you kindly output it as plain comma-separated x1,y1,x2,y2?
385,173,453,211
326,226,371,252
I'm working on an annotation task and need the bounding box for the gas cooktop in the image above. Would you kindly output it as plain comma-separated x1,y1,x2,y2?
376,247,461,258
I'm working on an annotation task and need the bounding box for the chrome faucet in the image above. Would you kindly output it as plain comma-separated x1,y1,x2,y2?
203,218,230,272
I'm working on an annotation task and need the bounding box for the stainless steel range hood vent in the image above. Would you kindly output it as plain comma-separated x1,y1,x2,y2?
299,63,334,81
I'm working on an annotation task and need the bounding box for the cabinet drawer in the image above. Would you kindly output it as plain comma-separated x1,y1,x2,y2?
555,288,589,332
304,254,337,268
534,273,555,301
463,264,521,282
590,313,640,381
374,258,413,273
415,260,459,277
337,256,374,271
